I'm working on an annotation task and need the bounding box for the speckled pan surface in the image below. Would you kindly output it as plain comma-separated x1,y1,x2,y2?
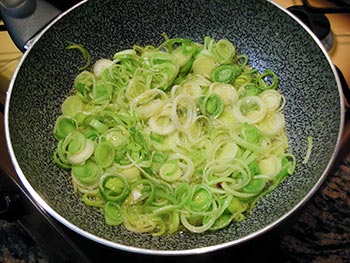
5,0,342,254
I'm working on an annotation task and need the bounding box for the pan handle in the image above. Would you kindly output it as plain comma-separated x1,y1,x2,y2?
0,0,61,52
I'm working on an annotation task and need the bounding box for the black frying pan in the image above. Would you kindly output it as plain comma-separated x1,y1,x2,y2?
1,0,344,256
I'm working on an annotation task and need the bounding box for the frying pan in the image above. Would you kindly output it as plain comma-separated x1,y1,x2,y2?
2,0,344,256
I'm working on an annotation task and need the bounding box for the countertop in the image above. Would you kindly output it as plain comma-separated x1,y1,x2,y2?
1,0,350,262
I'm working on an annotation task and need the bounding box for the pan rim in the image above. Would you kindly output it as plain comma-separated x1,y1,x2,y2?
4,0,345,256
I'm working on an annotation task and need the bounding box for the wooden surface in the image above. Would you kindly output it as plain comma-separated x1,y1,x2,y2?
0,20,21,95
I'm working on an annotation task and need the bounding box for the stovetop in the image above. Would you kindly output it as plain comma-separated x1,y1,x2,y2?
1,0,350,262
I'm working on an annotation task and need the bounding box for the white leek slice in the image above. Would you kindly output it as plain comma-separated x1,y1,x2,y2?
209,83,237,105
93,59,113,77
171,94,197,132
258,155,282,178
261,89,285,112
68,139,95,165
148,104,175,135
232,96,266,124
257,112,285,136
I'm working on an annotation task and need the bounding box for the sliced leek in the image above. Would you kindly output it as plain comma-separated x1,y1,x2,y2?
53,36,296,236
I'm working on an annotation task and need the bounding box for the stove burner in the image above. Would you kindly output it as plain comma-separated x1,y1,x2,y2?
287,5,334,51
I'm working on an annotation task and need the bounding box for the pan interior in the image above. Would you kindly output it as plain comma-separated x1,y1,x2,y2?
6,0,341,252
